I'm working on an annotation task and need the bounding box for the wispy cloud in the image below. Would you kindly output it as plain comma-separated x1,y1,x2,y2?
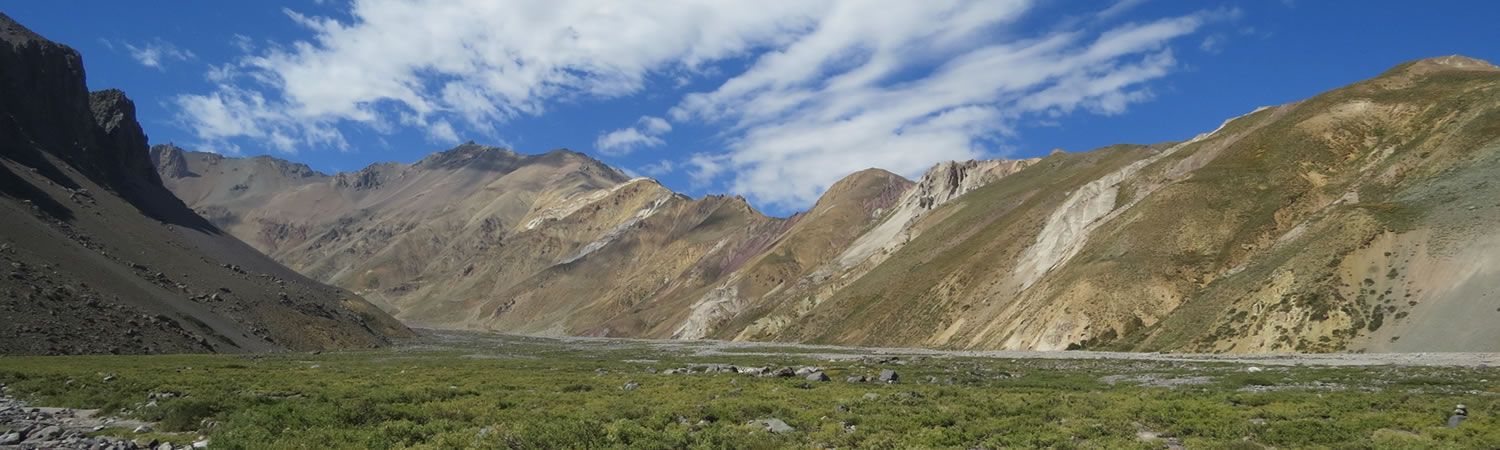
638,159,676,177
596,116,672,156
122,38,195,70
174,0,1228,208
672,7,1231,208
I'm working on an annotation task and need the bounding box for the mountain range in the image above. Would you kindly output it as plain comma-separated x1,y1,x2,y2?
154,54,1500,353
0,12,410,355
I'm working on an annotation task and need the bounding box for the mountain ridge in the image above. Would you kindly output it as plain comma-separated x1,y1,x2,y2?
158,53,1500,353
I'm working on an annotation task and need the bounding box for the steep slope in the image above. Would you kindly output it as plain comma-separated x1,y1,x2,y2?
161,55,1500,353
760,55,1500,353
0,13,409,355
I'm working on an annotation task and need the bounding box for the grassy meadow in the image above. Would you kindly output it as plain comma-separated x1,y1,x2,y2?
1,332,1497,449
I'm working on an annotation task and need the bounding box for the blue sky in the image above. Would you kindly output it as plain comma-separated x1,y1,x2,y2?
7,1,1499,216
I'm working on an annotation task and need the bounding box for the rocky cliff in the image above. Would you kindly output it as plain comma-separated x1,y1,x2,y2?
0,12,410,355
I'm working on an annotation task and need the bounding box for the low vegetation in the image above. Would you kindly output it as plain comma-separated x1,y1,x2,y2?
1,333,1497,449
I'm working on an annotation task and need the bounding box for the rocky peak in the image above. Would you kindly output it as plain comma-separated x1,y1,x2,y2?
1411,55,1499,71
335,163,399,190
150,144,194,179
248,155,322,179
0,12,92,163
416,142,520,170
1376,55,1500,85
815,168,913,215
88,89,159,188
911,159,1035,210
0,12,46,45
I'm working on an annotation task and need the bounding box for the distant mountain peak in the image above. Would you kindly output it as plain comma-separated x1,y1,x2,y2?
1413,55,1498,71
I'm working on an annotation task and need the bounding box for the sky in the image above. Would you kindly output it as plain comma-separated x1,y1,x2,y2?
6,1,1500,216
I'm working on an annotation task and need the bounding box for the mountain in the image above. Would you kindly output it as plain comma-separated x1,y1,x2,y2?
161,55,1500,353
0,13,410,355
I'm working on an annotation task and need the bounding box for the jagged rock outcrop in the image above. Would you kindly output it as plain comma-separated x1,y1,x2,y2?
151,144,194,179
161,54,1500,353
0,12,410,355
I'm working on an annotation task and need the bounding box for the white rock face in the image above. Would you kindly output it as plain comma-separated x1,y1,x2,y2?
558,193,673,264
838,159,1035,269
673,282,743,339
1012,110,1254,289
525,177,655,230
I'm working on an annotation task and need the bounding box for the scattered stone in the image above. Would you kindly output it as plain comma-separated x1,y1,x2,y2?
192,438,211,448
749,418,795,434
862,393,880,401
879,369,900,383
30,425,62,441
1448,404,1468,428
622,381,639,391
1246,366,1263,373
846,375,867,383
133,424,153,433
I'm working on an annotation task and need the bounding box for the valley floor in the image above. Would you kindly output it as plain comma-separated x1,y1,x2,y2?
2,330,1498,448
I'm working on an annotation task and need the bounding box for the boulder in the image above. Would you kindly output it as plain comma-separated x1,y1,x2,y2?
750,418,795,434
846,374,867,383
879,369,899,383
806,372,830,382
27,425,61,442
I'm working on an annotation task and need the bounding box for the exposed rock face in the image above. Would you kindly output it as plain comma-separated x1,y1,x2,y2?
151,144,194,179
0,12,410,355
162,54,1500,353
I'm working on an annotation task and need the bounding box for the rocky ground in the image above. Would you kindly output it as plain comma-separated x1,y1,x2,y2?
428,328,1500,367
0,385,204,450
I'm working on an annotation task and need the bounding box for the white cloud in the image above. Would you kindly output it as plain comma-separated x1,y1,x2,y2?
596,115,673,156
123,39,195,70
639,159,676,177
675,7,1225,208
1200,34,1225,54
178,0,822,152
230,34,256,53
176,0,1225,207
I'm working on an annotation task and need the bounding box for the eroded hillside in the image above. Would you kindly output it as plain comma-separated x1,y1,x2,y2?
161,56,1500,353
